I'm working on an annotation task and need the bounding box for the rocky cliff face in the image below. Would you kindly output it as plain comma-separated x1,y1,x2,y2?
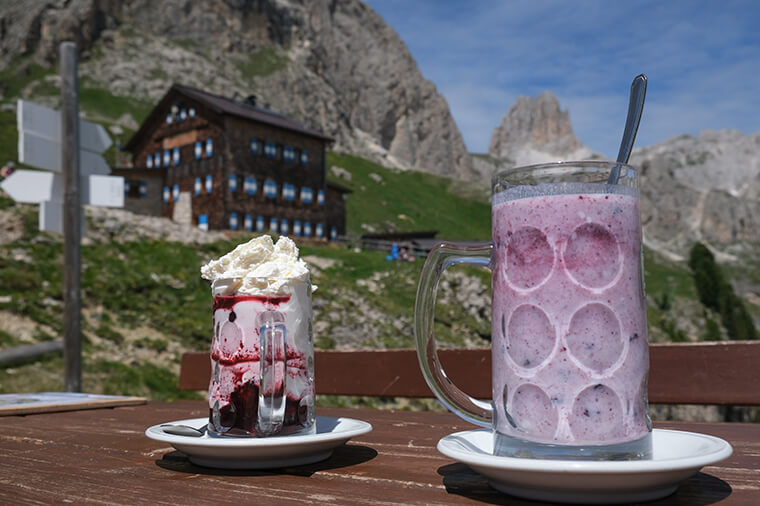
0,0,474,180
488,91,593,166
631,130,760,255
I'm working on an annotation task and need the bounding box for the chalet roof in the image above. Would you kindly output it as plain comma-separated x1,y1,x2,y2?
125,83,333,151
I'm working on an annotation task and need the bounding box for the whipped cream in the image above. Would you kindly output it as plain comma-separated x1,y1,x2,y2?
201,235,314,296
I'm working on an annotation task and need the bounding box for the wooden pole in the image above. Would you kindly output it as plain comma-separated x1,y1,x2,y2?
61,42,82,392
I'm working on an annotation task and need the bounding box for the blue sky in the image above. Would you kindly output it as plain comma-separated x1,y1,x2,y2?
364,0,760,157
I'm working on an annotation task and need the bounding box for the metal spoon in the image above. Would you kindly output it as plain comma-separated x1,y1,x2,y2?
608,74,648,184
160,423,207,437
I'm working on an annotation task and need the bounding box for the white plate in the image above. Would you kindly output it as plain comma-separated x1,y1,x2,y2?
146,416,372,469
437,429,732,504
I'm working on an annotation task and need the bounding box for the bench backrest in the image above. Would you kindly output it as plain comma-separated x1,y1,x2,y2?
180,341,760,405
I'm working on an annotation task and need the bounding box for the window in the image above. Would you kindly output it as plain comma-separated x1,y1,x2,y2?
163,187,170,203
318,189,325,206
269,217,278,233
205,175,213,193
179,109,187,122
303,221,312,237
194,141,202,160
146,155,153,169
154,153,161,167
264,179,277,199
163,150,171,167
194,177,201,196
166,113,173,125
244,176,257,195
300,187,313,204
172,147,180,165
172,184,180,201
283,146,295,162
331,226,337,241
280,219,289,235
282,183,296,201
250,138,260,155
124,180,130,195
205,138,213,157
198,214,208,231
293,220,302,237
316,223,324,239
189,107,196,119
264,141,277,159
244,214,253,232
229,213,238,230
256,216,265,232
301,150,308,165
139,181,147,197
229,174,238,192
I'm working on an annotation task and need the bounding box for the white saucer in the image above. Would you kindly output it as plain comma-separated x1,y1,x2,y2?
146,416,372,469
437,428,732,504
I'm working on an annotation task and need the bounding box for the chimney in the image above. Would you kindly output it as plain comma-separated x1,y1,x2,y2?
246,95,257,107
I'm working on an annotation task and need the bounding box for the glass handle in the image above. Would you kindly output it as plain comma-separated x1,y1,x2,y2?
258,315,286,435
414,241,494,427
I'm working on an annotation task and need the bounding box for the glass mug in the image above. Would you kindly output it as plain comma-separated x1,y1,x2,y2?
208,278,316,437
415,161,652,460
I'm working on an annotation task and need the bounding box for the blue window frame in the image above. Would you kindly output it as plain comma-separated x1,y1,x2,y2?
189,107,196,119
172,147,180,165
229,213,238,231
154,153,161,167
194,141,202,160
205,138,213,157
250,138,260,155
163,186,170,203
166,113,173,125
194,178,201,196
229,174,237,192
269,217,278,233
265,141,277,159
205,175,213,193
198,214,208,231
316,223,324,239
244,214,253,232
179,109,187,122
283,146,295,162
146,155,153,169
264,179,277,199
172,184,180,201
318,189,325,206
280,219,289,235
124,180,130,195
300,187,313,204
256,216,265,232
139,181,147,197
294,220,302,237
163,150,170,167
331,226,337,241
304,221,312,237
282,183,296,201
301,150,308,165
244,177,257,195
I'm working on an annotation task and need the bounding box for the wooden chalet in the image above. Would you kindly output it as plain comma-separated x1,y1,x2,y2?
120,83,348,240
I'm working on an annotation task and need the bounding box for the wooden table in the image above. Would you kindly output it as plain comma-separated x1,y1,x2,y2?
0,400,757,504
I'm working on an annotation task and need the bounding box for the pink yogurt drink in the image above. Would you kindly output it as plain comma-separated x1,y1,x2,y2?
491,183,652,459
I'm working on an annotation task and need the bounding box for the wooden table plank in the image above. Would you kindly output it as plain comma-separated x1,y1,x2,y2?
0,401,757,505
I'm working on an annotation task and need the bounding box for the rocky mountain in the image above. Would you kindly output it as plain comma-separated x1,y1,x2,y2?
489,91,593,165
631,130,760,257
0,0,474,180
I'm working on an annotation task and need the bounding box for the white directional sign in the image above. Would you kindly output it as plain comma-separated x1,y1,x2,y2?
0,170,123,207
12,99,123,233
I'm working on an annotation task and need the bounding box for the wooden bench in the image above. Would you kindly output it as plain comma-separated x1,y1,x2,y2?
180,341,760,406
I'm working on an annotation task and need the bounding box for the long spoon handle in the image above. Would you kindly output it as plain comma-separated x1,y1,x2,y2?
608,74,648,184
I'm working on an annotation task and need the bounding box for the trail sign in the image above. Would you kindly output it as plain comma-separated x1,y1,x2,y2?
9,99,123,233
